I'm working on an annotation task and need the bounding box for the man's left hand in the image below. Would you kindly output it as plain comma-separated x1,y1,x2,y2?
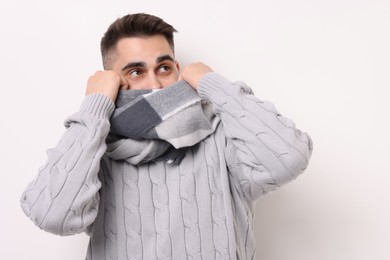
180,62,213,90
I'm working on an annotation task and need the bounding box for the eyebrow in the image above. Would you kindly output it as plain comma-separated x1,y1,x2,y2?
121,54,175,72
121,61,146,72
156,54,174,63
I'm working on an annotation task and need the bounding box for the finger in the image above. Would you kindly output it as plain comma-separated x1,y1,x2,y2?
120,76,129,90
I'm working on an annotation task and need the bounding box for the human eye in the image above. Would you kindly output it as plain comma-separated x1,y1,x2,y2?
128,69,142,78
158,65,171,74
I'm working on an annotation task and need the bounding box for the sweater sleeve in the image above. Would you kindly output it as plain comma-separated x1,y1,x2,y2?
20,94,115,235
197,73,313,201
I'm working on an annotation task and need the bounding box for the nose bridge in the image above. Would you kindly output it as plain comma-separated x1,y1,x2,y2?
148,71,162,89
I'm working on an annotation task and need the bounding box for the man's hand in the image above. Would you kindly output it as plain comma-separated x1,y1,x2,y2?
86,70,128,102
180,62,213,90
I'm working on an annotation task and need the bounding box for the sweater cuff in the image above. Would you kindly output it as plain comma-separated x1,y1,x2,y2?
79,94,115,119
197,72,232,101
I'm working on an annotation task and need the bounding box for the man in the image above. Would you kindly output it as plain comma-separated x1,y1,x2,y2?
21,13,313,260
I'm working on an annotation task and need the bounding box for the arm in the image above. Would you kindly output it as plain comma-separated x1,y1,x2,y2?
183,64,313,201
20,94,114,235
20,71,122,235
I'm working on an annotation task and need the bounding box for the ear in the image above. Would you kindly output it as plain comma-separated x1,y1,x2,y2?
175,61,180,72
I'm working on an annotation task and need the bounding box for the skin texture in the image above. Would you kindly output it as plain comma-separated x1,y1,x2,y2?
86,35,213,102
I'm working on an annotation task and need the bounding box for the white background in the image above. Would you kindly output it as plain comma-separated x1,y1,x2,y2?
1,0,389,259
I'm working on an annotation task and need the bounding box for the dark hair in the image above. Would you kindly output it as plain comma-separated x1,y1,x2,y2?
100,13,177,69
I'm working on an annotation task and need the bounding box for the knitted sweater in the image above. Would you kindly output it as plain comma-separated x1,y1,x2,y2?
21,73,313,260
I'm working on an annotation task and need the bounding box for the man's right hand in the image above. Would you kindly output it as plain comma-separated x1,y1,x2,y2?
86,70,128,102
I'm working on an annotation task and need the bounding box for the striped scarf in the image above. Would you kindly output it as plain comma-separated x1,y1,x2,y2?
106,80,220,165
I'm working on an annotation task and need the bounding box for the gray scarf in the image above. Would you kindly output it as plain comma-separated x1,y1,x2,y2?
105,80,220,165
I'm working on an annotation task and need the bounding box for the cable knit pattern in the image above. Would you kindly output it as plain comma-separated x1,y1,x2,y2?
179,149,202,259
123,163,142,260
21,73,313,260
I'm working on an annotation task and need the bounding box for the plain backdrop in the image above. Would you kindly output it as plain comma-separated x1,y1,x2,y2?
1,0,389,259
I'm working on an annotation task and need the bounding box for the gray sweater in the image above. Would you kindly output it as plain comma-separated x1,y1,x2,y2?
21,73,313,260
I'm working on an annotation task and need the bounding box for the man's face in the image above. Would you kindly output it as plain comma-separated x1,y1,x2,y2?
111,35,180,90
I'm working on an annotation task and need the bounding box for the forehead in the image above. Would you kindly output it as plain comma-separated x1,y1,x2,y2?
115,35,173,62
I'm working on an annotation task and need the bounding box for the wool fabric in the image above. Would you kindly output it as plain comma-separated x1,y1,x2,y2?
21,73,313,260
107,80,219,165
